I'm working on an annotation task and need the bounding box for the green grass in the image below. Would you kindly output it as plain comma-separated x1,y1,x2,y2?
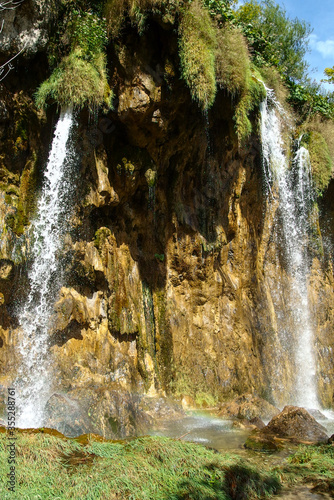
278,445,334,495
178,0,217,110
35,49,112,112
0,431,280,499
305,131,332,195
2,430,334,498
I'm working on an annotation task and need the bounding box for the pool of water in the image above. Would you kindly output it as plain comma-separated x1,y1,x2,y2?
149,411,250,451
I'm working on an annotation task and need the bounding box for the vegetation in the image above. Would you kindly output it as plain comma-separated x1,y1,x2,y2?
301,131,332,195
280,445,334,496
178,0,217,110
35,49,112,111
2,430,334,498
0,431,281,499
235,0,311,81
35,10,112,111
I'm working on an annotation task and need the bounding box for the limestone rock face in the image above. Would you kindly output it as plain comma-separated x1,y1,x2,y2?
0,6,334,437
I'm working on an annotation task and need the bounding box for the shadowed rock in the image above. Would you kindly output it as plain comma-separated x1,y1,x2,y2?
218,394,280,421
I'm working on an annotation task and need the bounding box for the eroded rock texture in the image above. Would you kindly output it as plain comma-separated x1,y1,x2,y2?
0,5,334,437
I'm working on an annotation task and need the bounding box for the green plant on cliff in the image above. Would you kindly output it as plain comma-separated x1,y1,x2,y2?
35,49,112,111
104,0,165,38
215,25,250,97
234,67,266,144
178,0,217,110
35,11,112,111
302,131,332,195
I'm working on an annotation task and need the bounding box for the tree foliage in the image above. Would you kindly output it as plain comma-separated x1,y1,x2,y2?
235,0,312,81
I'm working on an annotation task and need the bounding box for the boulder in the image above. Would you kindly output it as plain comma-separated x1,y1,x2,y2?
218,394,280,421
245,406,329,451
265,406,328,442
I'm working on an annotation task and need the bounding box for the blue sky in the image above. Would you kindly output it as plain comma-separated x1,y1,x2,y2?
237,0,334,90
275,0,334,89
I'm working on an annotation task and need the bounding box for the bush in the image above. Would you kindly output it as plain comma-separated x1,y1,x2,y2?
178,0,217,110
69,10,108,58
35,49,112,111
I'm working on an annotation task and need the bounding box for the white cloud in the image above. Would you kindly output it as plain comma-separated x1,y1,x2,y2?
309,34,334,58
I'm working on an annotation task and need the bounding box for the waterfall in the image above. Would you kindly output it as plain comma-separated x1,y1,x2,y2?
260,87,319,409
16,109,76,427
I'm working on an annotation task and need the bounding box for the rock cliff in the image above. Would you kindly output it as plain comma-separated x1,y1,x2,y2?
0,0,334,437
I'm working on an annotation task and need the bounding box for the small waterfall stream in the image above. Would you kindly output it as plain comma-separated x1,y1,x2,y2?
260,87,319,409
16,109,76,427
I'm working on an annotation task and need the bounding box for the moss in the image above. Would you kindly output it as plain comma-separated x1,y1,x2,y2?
104,0,165,38
306,131,332,194
178,0,217,110
234,67,266,145
117,157,135,176
35,49,113,112
93,227,112,250
145,168,157,187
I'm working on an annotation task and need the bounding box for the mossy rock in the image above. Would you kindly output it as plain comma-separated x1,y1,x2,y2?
244,433,281,452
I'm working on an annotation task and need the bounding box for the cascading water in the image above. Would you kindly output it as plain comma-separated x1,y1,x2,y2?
260,86,319,409
16,109,77,427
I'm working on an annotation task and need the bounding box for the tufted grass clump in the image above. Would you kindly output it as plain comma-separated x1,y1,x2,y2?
104,0,165,38
215,25,250,97
178,0,217,110
234,67,266,145
35,49,113,112
306,131,332,195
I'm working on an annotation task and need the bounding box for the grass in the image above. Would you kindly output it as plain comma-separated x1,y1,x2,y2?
35,49,112,112
302,131,332,195
215,25,250,98
278,445,334,495
0,431,281,499
2,429,334,498
178,0,217,110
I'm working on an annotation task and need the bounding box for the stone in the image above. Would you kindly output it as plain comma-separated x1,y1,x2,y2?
264,406,328,443
43,393,91,437
218,394,280,421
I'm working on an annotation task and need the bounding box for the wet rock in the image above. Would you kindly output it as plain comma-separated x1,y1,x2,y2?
244,433,282,452
218,394,280,421
265,406,328,442
43,393,91,437
306,408,327,421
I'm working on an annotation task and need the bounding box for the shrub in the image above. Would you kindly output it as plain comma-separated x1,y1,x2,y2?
35,49,112,111
178,0,217,110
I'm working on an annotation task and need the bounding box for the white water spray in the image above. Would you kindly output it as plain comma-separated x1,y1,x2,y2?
16,109,76,427
260,87,319,409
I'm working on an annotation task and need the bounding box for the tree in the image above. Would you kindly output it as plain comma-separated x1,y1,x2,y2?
322,67,334,85
0,0,25,82
235,0,312,81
